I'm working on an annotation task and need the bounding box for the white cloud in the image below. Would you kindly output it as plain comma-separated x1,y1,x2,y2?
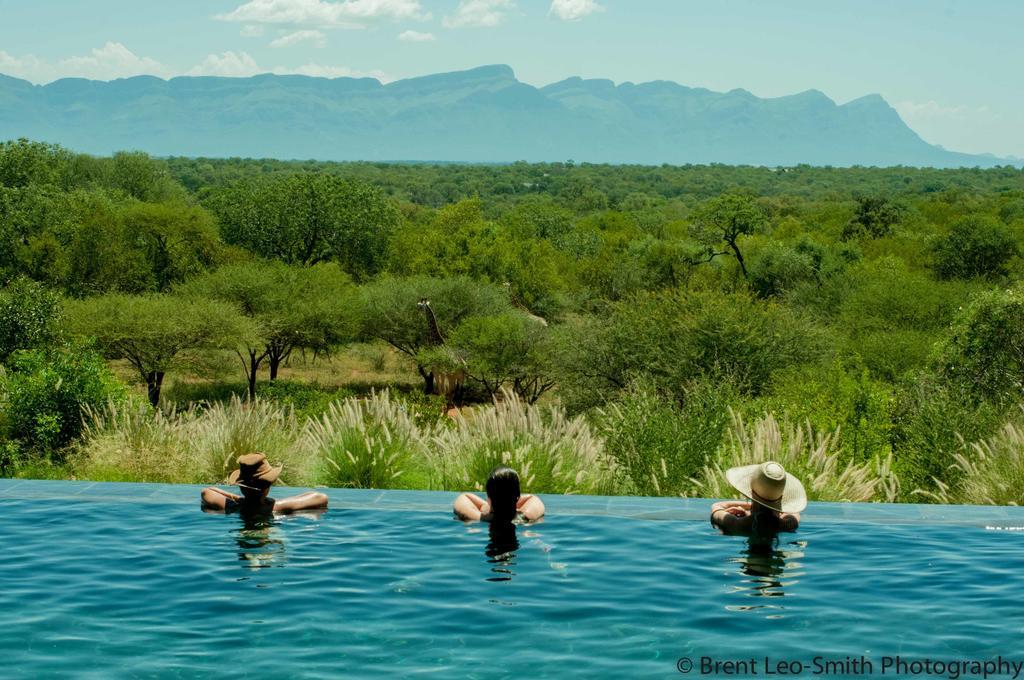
273,62,392,81
443,0,514,28
240,24,265,37
549,0,603,21
0,43,391,84
398,29,435,41
893,100,979,121
216,0,428,28
59,42,168,80
186,51,263,77
270,29,327,48
0,42,169,82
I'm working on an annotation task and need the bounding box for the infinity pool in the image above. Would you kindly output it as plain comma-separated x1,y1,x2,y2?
1,480,1022,678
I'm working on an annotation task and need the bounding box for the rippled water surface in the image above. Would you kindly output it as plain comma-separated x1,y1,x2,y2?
2,487,1023,678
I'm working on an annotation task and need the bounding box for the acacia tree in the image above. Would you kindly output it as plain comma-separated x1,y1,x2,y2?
180,261,356,399
210,174,400,280
446,312,556,403
358,275,509,393
66,293,255,406
689,194,768,278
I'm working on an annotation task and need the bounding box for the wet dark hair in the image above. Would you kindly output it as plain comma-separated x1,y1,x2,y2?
486,466,521,522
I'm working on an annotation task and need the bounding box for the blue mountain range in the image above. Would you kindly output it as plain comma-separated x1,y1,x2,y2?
0,64,1011,167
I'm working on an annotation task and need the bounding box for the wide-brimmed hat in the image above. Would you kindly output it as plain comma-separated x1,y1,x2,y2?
725,461,807,513
228,453,282,490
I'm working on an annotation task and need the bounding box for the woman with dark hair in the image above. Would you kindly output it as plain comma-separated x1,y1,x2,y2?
452,466,545,522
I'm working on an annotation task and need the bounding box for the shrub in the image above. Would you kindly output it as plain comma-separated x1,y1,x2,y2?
75,396,307,485
933,215,1018,280
842,196,905,240
598,381,733,496
557,288,826,410
0,277,62,364
430,391,617,495
758,361,894,464
934,284,1024,403
888,373,1002,495
1,347,126,456
693,412,899,503
916,411,1024,505
302,391,426,489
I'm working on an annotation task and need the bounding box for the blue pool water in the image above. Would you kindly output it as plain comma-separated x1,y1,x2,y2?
1,480,1023,679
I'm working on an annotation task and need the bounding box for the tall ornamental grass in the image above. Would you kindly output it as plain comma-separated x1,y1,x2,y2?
430,391,617,495
693,411,899,503
916,413,1024,506
76,396,308,485
302,390,425,489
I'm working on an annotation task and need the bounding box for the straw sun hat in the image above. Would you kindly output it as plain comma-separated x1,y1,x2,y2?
228,453,282,490
725,461,807,513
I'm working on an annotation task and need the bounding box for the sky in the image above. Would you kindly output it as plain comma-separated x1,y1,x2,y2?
0,0,1020,158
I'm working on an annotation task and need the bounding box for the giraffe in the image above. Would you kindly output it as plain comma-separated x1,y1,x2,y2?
417,299,467,412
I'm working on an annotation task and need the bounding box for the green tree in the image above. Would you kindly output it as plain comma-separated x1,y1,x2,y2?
358,276,508,393
180,261,356,399
934,284,1024,403
119,201,223,291
933,215,1018,280
446,312,555,402
211,174,399,279
556,288,825,411
0,277,62,364
66,293,255,406
689,194,767,278
842,196,905,239
0,347,126,457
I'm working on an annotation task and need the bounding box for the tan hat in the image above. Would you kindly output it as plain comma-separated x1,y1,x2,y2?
725,461,807,513
228,453,282,490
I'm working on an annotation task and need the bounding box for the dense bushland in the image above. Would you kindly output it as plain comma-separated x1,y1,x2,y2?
3,137,1024,504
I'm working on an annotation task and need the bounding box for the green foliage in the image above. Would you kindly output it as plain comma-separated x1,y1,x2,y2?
558,288,825,410
759,361,893,464
358,275,509,380
304,391,425,489
209,173,399,279
65,293,256,406
446,311,554,401
694,412,899,503
933,215,1018,280
934,284,1024,403
889,373,1002,495
0,277,62,363
916,409,1024,505
832,258,978,380
689,193,768,277
0,347,126,455
598,381,733,496
842,196,905,239
178,261,356,395
429,393,617,495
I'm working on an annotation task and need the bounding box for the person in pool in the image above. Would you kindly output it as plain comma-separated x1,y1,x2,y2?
201,453,328,515
453,466,545,522
710,461,805,537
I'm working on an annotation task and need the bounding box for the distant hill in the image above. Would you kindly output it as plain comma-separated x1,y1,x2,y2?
0,65,1013,168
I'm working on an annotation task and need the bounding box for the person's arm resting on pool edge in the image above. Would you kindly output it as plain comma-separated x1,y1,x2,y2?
201,486,240,511
272,491,329,514
452,493,545,521
453,493,485,521
710,501,799,533
516,494,545,521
